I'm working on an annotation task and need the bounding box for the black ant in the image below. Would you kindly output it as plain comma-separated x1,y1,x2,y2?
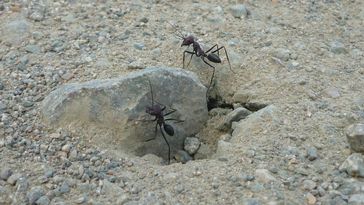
143,79,184,164
170,23,234,96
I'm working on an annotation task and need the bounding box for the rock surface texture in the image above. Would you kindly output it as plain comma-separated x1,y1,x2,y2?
41,67,208,159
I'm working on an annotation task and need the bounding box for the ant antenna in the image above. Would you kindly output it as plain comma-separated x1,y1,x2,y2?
147,78,154,106
168,22,185,39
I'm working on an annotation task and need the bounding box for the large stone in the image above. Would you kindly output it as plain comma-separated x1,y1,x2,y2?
346,124,364,153
41,67,208,160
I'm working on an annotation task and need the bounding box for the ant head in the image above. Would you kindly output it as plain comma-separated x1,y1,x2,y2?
146,104,161,116
181,35,194,47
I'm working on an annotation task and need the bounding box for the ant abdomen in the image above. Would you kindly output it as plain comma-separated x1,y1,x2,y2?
163,124,174,136
207,53,221,63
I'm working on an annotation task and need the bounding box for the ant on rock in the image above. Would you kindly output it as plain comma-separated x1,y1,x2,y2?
170,23,234,96
143,79,184,164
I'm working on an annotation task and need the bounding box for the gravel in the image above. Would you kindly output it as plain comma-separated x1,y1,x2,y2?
0,0,362,204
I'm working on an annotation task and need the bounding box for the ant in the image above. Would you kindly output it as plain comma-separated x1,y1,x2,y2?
143,79,184,164
170,23,234,96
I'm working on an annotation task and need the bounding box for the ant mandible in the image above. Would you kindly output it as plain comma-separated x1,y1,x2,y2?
144,78,184,164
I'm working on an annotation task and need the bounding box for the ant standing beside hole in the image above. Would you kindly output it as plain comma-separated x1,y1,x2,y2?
141,78,184,164
169,23,235,99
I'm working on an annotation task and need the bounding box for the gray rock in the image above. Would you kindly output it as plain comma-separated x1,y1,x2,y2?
230,4,248,18
44,168,55,178
27,0,47,21
7,173,22,185
0,168,12,180
0,102,7,112
346,124,364,153
174,150,192,164
16,177,29,192
349,194,364,205
324,87,341,98
32,31,44,40
75,196,87,204
50,40,65,52
134,43,145,50
255,169,276,183
330,41,347,54
340,153,364,177
272,48,291,61
36,196,50,205
184,137,201,155
49,197,65,205
61,144,72,153
127,60,145,70
307,147,318,161
3,19,30,45
41,67,208,161
59,182,70,194
232,105,279,143
25,45,41,53
0,81,4,90
217,107,252,131
23,100,34,108
27,186,45,205
302,179,317,190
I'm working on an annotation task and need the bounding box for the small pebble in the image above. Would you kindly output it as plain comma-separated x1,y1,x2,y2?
25,45,41,53
36,196,50,205
306,192,317,205
273,48,291,61
302,179,317,190
59,182,70,194
346,123,364,153
230,4,248,18
255,169,276,183
184,137,201,155
306,147,318,161
27,186,45,205
7,173,22,185
174,150,193,164
330,41,347,54
0,168,13,180
133,43,145,50
324,87,340,98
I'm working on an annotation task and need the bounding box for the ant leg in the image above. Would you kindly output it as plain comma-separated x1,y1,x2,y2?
145,123,158,142
165,118,184,123
205,44,219,55
201,57,216,96
161,105,166,111
164,108,176,116
187,53,194,67
183,50,195,69
210,46,234,74
159,125,171,164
